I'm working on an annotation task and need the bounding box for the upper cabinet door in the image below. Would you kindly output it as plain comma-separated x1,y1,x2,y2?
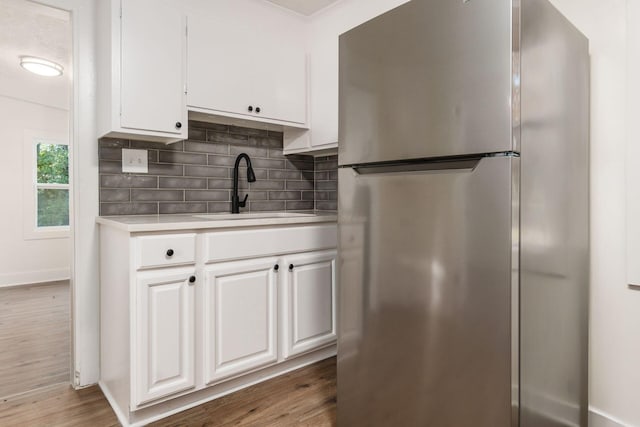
187,14,307,126
187,16,258,120
121,0,186,135
251,37,307,125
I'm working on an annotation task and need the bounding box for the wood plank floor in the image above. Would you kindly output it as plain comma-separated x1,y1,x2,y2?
0,383,120,427
0,357,336,426
0,281,70,399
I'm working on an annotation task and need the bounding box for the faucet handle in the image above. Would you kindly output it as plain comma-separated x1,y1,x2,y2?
239,194,249,208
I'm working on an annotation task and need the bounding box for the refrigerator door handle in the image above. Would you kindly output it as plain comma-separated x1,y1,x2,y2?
350,158,481,176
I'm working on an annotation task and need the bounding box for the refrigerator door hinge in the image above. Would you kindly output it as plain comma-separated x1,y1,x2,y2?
74,370,81,387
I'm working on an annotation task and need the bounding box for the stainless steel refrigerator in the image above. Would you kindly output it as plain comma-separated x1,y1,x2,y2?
337,0,589,426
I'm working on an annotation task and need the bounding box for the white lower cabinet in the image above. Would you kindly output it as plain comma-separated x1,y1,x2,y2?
203,257,279,384
135,268,196,406
282,250,337,359
99,223,337,426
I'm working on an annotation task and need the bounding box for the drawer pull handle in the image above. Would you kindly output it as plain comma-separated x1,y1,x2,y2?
188,276,196,283
289,264,294,271
166,249,174,257
274,264,279,271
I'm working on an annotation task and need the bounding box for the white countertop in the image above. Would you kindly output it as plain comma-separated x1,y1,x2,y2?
96,211,338,232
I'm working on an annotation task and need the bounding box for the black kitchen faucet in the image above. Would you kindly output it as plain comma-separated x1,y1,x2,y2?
231,153,256,213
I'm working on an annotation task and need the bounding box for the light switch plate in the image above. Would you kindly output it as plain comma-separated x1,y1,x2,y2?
122,148,148,173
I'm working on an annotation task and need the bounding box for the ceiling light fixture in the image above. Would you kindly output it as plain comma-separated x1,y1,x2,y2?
19,56,63,77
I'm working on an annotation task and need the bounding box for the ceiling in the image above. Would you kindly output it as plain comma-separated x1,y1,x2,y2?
265,0,341,16
0,0,71,110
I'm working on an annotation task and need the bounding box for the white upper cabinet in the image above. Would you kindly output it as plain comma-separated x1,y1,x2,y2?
97,0,188,143
187,16,255,123
94,0,411,150
186,2,308,127
283,0,411,155
120,0,186,135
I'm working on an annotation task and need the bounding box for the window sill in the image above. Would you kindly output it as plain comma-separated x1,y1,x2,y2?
24,226,70,240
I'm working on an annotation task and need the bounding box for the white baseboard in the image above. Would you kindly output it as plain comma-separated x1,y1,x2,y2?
0,268,70,288
590,407,635,427
98,381,131,427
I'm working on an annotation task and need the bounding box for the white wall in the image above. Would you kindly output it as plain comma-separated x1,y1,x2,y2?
0,0,72,287
0,96,71,287
547,1,640,426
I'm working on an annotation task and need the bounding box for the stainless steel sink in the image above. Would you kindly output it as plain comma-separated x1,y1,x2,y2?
192,212,316,220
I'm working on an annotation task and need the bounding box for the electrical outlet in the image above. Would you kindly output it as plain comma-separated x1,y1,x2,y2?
122,148,148,173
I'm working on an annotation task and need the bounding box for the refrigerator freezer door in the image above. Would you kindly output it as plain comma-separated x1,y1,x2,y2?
339,0,515,166
338,156,517,426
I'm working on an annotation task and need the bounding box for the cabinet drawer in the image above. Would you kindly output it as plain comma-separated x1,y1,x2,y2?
204,225,337,263
135,234,196,270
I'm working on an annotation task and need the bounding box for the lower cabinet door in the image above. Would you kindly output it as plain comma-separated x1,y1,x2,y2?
203,257,279,384
282,250,337,359
134,268,196,407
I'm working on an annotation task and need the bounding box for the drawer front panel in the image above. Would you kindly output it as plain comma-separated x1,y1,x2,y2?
136,234,196,270
204,225,337,263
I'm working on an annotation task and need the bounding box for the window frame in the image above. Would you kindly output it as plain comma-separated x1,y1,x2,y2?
23,129,70,240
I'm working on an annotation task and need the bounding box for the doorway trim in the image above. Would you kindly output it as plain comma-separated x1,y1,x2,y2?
29,0,100,387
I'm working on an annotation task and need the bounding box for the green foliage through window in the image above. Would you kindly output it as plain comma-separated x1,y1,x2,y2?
36,142,69,228
37,143,68,184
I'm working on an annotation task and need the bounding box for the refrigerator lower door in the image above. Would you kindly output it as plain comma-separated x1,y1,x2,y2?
338,156,518,427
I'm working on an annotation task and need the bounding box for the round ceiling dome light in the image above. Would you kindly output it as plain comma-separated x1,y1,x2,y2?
19,56,63,77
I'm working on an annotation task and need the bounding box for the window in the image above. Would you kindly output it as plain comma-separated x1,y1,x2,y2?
23,130,70,239
36,142,69,227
